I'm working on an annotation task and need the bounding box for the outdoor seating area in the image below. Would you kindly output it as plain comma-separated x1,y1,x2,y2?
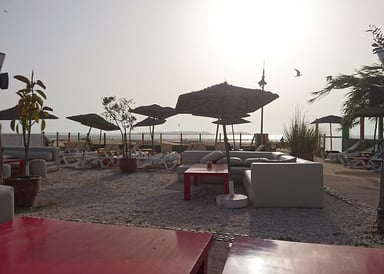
3,146,60,175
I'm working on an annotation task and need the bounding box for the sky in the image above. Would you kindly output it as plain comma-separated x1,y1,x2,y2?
1,0,384,139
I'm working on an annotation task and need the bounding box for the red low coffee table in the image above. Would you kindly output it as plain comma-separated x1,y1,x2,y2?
223,236,384,274
184,163,229,200
0,217,213,274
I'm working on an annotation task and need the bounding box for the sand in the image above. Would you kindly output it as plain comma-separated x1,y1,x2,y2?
16,160,384,273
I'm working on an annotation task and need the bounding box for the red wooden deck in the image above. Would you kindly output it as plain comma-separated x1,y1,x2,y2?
0,217,213,274
223,236,384,274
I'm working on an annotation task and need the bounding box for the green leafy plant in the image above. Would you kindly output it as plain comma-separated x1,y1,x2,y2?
366,24,384,53
11,72,53,175
102,96,136,158
283,109,318,161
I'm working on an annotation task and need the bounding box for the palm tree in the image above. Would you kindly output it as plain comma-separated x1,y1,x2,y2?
309,64,384,138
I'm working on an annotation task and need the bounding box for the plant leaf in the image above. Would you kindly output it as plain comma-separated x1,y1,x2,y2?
14,75,30,84
36,80,46,89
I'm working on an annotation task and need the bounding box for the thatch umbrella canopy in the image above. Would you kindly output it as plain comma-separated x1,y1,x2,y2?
0,105,58,120
132,105,175,149
67,113,119,145
134,117,166,147
132,104,176,120
67,113,119,131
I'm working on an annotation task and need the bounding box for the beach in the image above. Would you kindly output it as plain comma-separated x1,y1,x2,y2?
16,159,384,273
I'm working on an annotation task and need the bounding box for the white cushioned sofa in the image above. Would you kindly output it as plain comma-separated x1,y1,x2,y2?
177,150,323,208
177,150,294,183
3,146,60,173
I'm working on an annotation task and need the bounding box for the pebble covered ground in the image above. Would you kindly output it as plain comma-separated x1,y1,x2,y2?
17,166,384,273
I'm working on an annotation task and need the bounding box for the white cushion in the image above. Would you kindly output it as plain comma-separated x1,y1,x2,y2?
216,156,244,166
199,151,226,164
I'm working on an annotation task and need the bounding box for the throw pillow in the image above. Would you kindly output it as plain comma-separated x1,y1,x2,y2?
216,156,244,166
243,157,270,167
199,151,226,164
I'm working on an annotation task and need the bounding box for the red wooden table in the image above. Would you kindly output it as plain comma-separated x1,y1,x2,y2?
223,236,384,274
4,158,25,175
0,217,213,274
184,164,229,200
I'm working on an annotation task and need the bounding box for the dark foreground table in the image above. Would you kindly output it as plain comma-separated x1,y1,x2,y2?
223,236,384,274
0,217,213,274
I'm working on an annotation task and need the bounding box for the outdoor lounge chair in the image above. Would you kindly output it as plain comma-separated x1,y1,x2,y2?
339,140,374,166
136,144,180,169
97,144,121,168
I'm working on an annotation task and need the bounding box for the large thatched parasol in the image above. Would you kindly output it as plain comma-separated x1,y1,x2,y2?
176,82,279,181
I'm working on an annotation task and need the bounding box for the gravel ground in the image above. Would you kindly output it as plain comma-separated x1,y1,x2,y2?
16,165,384,273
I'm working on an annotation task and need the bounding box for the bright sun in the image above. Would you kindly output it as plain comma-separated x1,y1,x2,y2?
210,0,304,60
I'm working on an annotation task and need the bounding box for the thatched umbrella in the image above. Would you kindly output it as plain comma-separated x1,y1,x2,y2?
212,117,250,148
131,104,175,149
0,105,58,120
67,113,119,145
176,82,279,182
310,115,342,151
134,117,166,148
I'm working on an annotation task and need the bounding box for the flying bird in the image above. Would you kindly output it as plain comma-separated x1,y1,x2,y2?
294,69,302,77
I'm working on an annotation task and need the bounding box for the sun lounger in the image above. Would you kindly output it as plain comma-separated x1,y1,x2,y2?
96,144,121,168
339,140,374,166
137,144,180,169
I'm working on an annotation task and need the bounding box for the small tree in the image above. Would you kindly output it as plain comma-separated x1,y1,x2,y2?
102,96,136,158
11,72,53,175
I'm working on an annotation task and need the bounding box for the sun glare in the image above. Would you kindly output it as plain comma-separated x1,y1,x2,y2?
210,0,304,60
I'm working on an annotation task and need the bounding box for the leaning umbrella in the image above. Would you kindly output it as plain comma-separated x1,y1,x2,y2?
175,81,279,182
66,113,119,145
131,104,175,150
134,117,166,149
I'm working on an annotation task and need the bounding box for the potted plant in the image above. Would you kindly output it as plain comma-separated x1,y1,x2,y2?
102,96,137,173
4,71,53,207
366,24,384,64
283,109,319,161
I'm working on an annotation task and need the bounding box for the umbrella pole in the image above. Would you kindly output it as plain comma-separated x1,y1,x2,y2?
151,124,155,152
214,123,219,146
232,124,235,148
329,123,333,151
222,124,232,179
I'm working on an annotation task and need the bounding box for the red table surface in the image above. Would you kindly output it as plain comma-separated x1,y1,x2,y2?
184,164,228,175
0,217,213,274
223,236,384,274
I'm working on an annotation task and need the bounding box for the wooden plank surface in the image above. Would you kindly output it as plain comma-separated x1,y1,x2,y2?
223,236,384,274
0,217,213,274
